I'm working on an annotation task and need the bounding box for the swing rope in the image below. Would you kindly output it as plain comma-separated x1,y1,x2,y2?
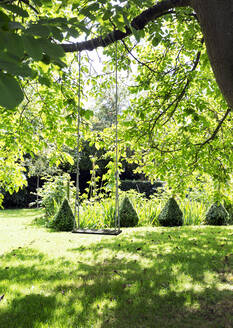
73,44,121,235
114,41,120,232
74,51,81,230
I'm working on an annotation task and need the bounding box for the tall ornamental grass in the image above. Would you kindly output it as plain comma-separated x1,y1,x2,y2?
180,198,207,225
75,191,208,228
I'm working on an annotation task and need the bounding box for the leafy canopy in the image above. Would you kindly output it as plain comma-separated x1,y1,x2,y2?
0,0,232,201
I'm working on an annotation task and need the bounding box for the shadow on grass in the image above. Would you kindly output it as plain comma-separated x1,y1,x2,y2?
0,226,232,328
0,294,56,328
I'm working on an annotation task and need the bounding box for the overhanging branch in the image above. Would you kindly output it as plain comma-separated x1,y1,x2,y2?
61,0,192,52
195,107,232,147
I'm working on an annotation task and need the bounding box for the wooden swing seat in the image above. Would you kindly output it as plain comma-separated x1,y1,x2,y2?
72,228,122,235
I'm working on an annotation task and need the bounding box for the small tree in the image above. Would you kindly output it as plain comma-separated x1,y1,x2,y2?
51,198,75,231
119,197,139,227
37,174,74,218
204,202,228,226
158,198,183,227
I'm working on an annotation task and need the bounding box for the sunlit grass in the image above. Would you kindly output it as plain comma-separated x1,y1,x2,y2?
0,209,232,328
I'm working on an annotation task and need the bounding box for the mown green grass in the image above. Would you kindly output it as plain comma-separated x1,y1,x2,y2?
0,209,232,328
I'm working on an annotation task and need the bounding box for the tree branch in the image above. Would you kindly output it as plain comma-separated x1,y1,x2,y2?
148,40,203,132
20,0,39,14
160,41,203,125
61,0,192,53
195,107,232,147
121,39,157,74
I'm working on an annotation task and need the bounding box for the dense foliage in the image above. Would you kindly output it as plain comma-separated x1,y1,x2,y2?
204,202,228,226
119,196,139,227
2,177,37,208
158,197,183,227
37,174,74,218
0,0,232,209
51,198,74,231
224,201,233,224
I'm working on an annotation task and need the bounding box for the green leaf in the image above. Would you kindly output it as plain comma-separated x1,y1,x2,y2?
31,0,42,6
26,24,50,38
123,12,130,27
6,33,24,58
65,114,73,126
49,26,63,41
52,58,66,68
80,2,99,15
40,39,64,58
152,36,161,47
0,52,17,63
130,26,141,42
62,152,74,165
49,17,68,25
1,4,29,18
0,10,10,27
87,3,100,12
77,22,90,35
41,54,50,65
38,75,51,87
130,0,141,5
22,35,43,61
0,73,23,108
67,27,79,38
0,31,6,51
102,10,112,21
0,53,35,77
80,109,93,120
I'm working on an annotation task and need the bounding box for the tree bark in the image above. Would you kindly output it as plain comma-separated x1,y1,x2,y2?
192,0,233,109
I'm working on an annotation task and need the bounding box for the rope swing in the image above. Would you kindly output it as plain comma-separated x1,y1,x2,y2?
73,51,81,231
114,41,120,234
73,42,121,235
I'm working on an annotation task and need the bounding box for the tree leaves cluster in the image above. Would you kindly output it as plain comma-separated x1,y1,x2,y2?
0,0,232,205
0,1,68,108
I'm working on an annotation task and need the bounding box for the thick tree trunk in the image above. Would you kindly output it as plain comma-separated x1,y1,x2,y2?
192,0,233,108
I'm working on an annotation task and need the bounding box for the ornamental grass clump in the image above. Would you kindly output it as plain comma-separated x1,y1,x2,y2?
119,196,139,227
204,202,228,226
51,198,74,231
158,197,183,227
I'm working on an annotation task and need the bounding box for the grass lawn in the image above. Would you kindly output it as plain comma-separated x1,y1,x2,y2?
0,209,232,328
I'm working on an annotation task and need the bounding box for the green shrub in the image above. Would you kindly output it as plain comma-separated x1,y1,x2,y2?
158,197,183,227
224,201,233,224
51,198,75,231
119,196,139,227
204,202,228,226
37,174,75,218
